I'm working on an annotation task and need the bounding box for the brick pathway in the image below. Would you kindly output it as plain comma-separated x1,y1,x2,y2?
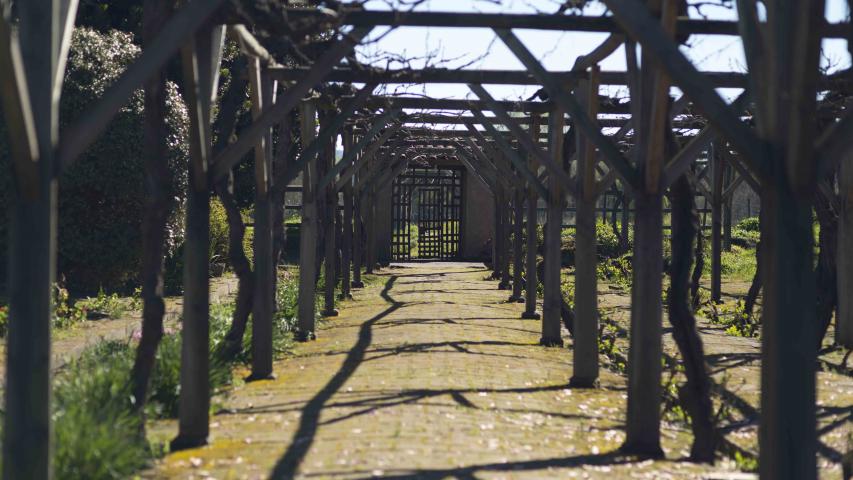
150,263,754,479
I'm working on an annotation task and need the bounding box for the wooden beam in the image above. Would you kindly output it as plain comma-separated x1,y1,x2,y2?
210,26,373,183
366,96,628,114
5,0,62,476
297,100,320,340
277,9,851,37
59,0,228,170
171,24,224,452
0,14,40,199
269,65,749,87
602,0,768,180
495,28,640,190
469,84,576,197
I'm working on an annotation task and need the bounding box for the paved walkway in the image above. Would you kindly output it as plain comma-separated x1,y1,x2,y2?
151,263,754,479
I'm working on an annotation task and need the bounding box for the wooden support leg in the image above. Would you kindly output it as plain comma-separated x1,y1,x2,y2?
491,191,502,280
297,101,318,341
499,194,512,290
342,182,353,299
365,193,376,274
173,25,223,450
711,146,724,303
838,156,853,347
620,187,630,252
172,181,211,449
509,188,525,302
522,188,541,319
541,193,564,346
250,69,274,381
571,194,599,387
622,190,664,457
251,191,274,378
759,182,817,480
322,192,339,317
352,195,365,288
4,3,58,477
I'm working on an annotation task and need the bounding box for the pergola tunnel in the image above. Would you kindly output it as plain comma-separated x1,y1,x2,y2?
0,1,852,479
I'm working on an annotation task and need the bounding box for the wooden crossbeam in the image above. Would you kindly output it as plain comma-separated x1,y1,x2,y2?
210,27,373,183
602,0,768,180
277,9,850,37
0,14,40,199
366,96,628,114
495,28,641,190
59,0,228,170
469,84,577,194
269,66,749,88
461,137,516,191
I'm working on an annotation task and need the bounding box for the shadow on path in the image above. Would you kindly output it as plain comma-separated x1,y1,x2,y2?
269,276,401,479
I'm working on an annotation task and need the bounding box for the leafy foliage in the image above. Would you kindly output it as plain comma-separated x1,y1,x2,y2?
53,341,149,479
0,28,189,296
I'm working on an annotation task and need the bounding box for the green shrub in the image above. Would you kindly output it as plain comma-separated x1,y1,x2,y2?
53,283,88,329
209,198,230,266
0,305,7,338
148,319,232,419
736,216,760,232
76,287,128,319
0,28,189,296
53,341,150,479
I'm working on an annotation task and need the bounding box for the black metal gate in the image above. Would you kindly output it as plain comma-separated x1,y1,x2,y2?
391,166,463,260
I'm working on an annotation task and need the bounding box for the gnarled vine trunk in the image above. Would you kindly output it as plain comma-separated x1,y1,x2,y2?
814,184,839,347
667,174,715,463
130,0,175,413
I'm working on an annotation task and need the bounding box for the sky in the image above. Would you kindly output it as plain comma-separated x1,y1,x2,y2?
346,0,852,107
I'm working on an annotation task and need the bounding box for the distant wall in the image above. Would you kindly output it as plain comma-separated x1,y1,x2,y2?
462,168,494,260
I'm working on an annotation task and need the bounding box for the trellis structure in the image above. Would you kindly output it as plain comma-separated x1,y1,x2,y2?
1,1,852,479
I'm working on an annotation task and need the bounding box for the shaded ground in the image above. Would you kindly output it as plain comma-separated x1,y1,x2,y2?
145,263,781,479
597,278,852,478
0,275,238,384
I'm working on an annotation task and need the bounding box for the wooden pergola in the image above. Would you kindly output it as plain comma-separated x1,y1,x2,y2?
1,2,851,479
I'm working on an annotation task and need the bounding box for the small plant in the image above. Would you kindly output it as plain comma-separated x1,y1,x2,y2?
0,305,7,338
53,283,88,329
53,340,151,479
701,300,759,337
596,254,633,289
77,287,128,319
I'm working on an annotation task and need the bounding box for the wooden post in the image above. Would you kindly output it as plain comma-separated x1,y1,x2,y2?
839,155,853,347
509,187,525,302
499,185,512,290
491,185,503,280
341,130,354,299
4,1,62,476
723,166,733,251
571,66,600,388
365,190,376,274
322,122,339,317
710,143,723,303
297,100,319,341
620,185,630,251
541,105,565,346
622,9,671,452
250,65,275,380
352,180,365,288
522,114,542,320
173,25,224,450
